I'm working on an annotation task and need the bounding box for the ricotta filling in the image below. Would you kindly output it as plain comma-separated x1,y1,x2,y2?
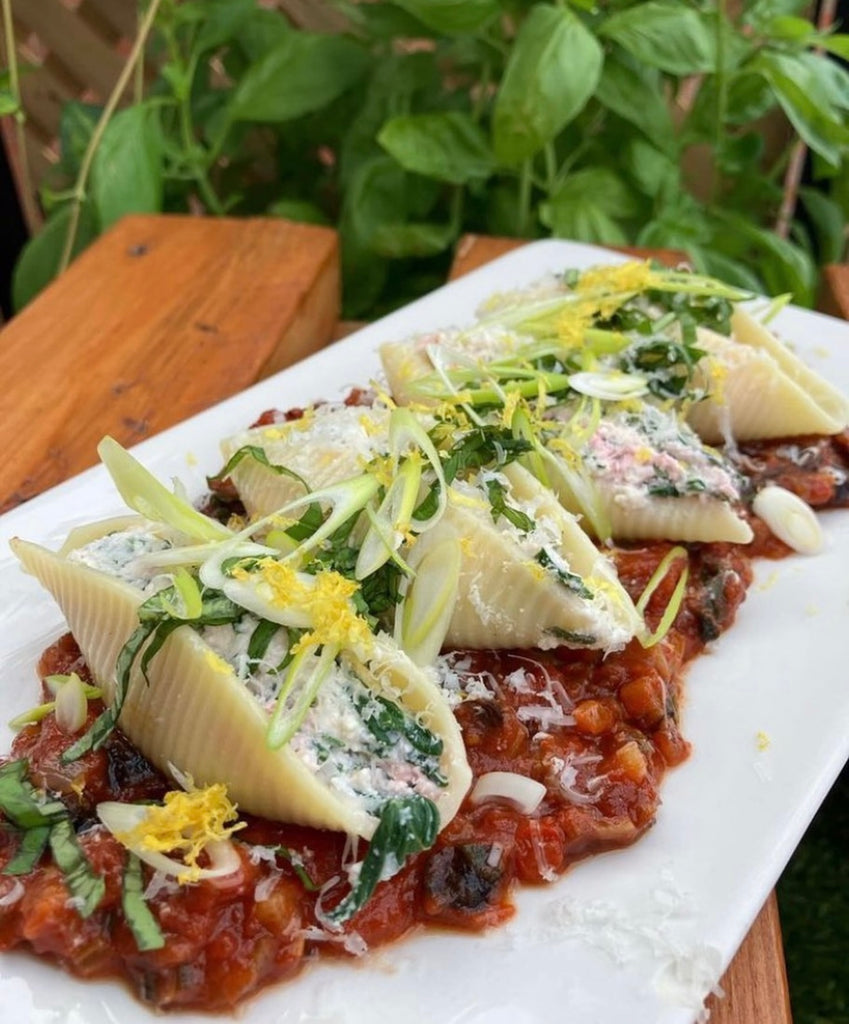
580,407,741,505
68,527,172,592
288,662,444,815
69,527,445,819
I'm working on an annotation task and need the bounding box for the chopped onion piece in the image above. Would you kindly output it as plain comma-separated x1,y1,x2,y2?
752,485,824,555
567,370,649,401
469,771,546,814
54,672,89,735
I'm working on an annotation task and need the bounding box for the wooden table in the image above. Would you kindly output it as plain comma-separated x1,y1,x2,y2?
3,214,847,1021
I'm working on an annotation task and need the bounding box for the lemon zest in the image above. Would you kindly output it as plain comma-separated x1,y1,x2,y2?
117,783,245,884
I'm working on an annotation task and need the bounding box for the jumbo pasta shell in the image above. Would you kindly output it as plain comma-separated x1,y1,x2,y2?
687,312,849,443
406,464,641,652
380,341,435,407
220,404,390,518
11,529,470,839
594,485,753,544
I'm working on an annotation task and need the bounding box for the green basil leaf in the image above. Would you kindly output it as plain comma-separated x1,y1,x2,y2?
600,2,716,74
799,186,847,265
492,4,603,165
539,168,638,245
371,220,456,259
695,249,766,296
389,0,499,34
122,853,165,951
818,34,849,61
194,0,257,54
339,52,440,190
266,199,331,225
766,14,816,41
342,1,435,39
379,111,495,185
233,7,292,63
12,202,98,312
57,102,100,177
622,138,679,200
712,210,817,305
595,54,675,151
247,618,281,663
229,33,368,123
536,549,593,599
485,477,535,534
0,90,16,116
49,819,106,919
92,104,163,230
755,51,849,165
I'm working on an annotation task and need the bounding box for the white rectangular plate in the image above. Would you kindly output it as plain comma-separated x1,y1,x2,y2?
1,239,848,1024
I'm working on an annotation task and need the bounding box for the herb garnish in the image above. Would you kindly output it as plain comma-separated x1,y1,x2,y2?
63,584,245,763
322,795,439,927
535,549,593,599
0,760,105,915
485,477,535,533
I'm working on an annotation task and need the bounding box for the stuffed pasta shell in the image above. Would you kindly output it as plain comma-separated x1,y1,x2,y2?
402,462,641,652
687,309,849,443
11,520,471,841
547,404,753,544
220,403,390,519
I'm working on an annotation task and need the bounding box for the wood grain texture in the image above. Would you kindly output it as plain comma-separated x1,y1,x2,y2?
0,214,339,511
448,233,793,1024
820,264,849,321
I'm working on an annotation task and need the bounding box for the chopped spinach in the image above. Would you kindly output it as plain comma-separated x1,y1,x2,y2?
322,795,439,927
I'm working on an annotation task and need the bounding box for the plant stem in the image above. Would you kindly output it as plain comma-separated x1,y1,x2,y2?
774,0,838,240
58,0,163,275
544,142,557,195
1,0,39,232
711,0,728,206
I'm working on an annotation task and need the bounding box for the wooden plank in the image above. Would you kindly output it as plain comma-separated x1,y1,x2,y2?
707,894,793,1024
77,0,139,44
12,0,126,99
448,233,794,1024
820,264,849,321
0,215,339,511
17,60,75,142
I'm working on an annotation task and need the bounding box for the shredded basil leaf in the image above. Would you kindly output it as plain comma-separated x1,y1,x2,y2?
4,825,51,875
0,760,66,829
485,477,535,533
122,853,165,950
440,427,532,484
535,549,593,599
207,444,310,496
48,819,106,917
545,626,597,646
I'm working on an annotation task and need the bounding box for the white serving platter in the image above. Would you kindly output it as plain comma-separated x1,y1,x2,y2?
1,239,848,1024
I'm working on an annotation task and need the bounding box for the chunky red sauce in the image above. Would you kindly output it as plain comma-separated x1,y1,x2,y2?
0,432,846,1012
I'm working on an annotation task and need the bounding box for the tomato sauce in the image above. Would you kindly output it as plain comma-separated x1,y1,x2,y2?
0,432,844,1012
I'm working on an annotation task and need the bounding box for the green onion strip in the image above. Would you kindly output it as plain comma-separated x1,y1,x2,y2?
635,546,690,648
